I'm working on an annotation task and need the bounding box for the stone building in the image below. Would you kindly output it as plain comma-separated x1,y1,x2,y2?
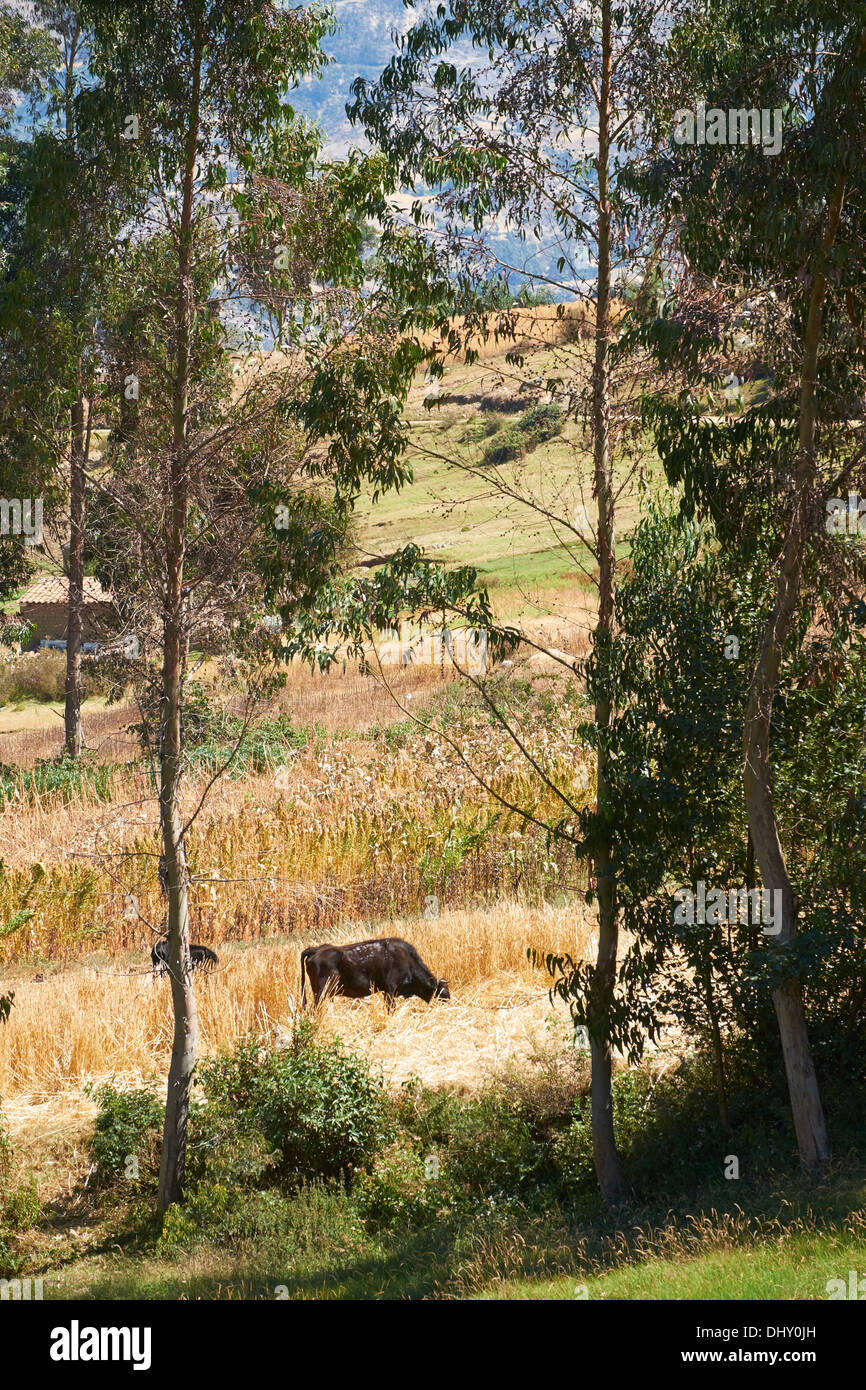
17,575,114,649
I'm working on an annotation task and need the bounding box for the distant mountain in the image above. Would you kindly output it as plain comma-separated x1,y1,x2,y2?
290,0,595,294
291,0,410,159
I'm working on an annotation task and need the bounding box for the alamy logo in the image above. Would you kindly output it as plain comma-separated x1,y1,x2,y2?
0,1277,43,1299
0,497,43,545
826,1270,866,1299
673,881,782,935
826,494,866,535
673,102,783,156
50,1320,152,1371
380,623,488,675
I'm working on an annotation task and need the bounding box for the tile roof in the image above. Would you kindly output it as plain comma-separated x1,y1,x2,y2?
19,575,112,606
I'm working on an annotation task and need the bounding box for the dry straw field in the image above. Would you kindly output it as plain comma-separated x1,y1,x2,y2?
0,661,591,962
0,661,598,1162
0,899,593,1101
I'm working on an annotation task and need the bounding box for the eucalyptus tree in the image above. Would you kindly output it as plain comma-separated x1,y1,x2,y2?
349,0,695,1205
0,3,57,145
632,0,866,1170
77,0,432,1214
0,4,58,602
0,3,143,755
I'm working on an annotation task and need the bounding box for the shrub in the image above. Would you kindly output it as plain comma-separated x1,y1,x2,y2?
0,756,117,807
159,1178,366,1265
460,413,506,444
481,401,564,465
354,1137,448,1234
187,711,310,776
520,401,564,442
481,421,526,466
88,1083,164,1187
442,1089,558,1210
194,1022,391,1189
0,1105,40,1276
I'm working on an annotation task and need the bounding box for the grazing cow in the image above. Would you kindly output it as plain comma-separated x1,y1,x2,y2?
151,938,219,977
300,937,450,1008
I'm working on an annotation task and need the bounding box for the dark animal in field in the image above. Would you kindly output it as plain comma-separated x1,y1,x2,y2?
300,937,450,1008
151,938,219,977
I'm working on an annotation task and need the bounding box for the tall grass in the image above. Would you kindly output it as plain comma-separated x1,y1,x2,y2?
0,689,593,964
0,651,66,704
0,901,594,1100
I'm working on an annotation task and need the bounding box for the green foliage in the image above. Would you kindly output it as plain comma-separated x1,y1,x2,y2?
481,402,564,466
351,1138,446,1234
0,1105,41,1277
186,711,311,777
0,617,35,650
0,911,32,940
88,1084,164,1188
159,1177,366,1266
474,277,556,310
417,812,498,900
543,505,759,1064
192,1023,390,1190
0,756,117,807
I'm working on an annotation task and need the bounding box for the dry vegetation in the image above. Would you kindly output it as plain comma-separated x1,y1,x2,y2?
0,900,596,1182
0,899,592,1101
0,320,616,1228
0,660,592,964
0,654,601,1170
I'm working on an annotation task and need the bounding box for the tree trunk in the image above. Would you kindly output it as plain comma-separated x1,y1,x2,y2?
588,0,627,1208
156,31,203,1216
63,28,84,762
156,610,197,1212
64,394,86,759
741,175,849,1175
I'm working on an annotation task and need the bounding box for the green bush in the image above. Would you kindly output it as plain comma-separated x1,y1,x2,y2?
159,1177,367,1267
194,1022,391,1189
354,1137,448,1234
0,1105,40,1276
481,421,525,465
520,401,564,440
443,1089,560,1210
481,401,564,465
88,1083,164,1187
187,711,311,776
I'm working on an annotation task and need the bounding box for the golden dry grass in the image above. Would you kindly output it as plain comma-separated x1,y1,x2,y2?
413,299,628,361
0,665,592,964
0,900,593,1119
0,702,138,766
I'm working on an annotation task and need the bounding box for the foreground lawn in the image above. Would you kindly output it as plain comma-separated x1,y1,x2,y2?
31,1169,866,1302
42,1221,865,1302
475,1229,866,1301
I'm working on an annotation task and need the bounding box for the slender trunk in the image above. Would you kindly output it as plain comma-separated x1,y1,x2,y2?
157,34,203,1216
156,604,196,1212
745,829,757,951
742,176,849,1175
588,0,627,1207
64,395,86,758
63,30,84,760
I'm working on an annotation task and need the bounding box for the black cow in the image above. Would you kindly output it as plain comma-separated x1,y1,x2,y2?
151,938,219,977
300,937,450,1008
